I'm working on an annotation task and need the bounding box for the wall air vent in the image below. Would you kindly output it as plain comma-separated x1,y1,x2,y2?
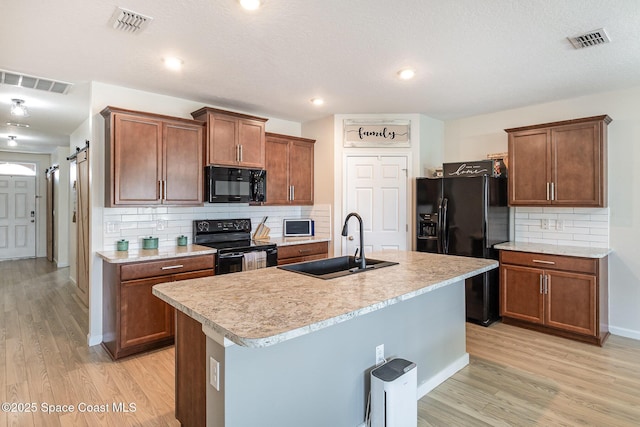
568,28,611,49
109,7,153,34
0,69,72,94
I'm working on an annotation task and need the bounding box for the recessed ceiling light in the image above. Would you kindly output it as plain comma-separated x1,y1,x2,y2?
239,0,262,11
163,57,183,71
7,135,17,147
397,68,416,80
310,97,324,106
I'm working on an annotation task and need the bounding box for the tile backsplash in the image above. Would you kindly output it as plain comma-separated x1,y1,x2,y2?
514,207,609,248
103,203,332,251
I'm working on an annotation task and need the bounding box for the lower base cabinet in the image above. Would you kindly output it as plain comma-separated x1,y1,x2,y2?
499,250,608,346
102,254,214,359
277,241,329,265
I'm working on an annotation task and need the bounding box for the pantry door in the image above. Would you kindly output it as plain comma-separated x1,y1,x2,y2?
0,174,37,260
344,156,408,255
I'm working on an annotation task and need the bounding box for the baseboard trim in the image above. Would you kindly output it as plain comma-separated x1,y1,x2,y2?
417,352,470,399
87,333,102,347
609,326,640,341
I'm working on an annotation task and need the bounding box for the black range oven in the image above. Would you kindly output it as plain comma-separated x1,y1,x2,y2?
193,219,277,275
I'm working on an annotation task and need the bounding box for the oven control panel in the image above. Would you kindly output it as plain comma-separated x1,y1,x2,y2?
194,219,252,234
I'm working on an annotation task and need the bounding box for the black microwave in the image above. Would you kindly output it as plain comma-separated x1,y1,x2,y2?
205,166,267,203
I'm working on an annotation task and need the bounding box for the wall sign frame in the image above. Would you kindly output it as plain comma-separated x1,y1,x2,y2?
343,119,411,147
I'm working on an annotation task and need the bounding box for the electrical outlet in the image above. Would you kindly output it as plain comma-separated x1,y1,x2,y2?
375,344,385,365
556,219,564,231
156,219,166,230
541,219,549,230
210,357,220,391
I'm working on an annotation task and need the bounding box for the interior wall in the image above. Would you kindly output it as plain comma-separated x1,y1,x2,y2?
444,85,640,340
419,115,445,177
0,151,50,258
50,147,70,267
301,116,335,255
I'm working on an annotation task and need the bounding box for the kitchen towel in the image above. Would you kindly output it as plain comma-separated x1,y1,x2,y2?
242,251,267,271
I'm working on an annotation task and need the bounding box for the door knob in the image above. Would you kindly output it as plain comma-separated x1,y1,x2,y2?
348,236,354,241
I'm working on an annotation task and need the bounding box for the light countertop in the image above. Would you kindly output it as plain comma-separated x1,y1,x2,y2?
258,236,331,246
98,237,330,264
152,250,497,348
97,244,217,264
494,241,611,259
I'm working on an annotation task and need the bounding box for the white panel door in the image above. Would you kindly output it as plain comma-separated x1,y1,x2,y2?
344,156,408,255
0,175,36,260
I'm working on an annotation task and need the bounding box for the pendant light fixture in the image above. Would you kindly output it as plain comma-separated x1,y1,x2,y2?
10,99,29,117
7,135,17,147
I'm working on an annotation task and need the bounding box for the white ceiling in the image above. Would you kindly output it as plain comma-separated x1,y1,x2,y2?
2,0,640,154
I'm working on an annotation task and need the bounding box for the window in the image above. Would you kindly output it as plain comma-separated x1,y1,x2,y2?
0,162,36,176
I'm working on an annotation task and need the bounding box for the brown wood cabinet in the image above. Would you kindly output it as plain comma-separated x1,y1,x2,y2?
277,241,329,265
102,254,214,359
102,107,204,206
505,115,611,207
191,107,267,168
499,250,608,346
265,132,315,205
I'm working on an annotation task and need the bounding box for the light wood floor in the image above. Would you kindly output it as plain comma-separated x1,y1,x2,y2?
0,259,178,427
2,259,639,426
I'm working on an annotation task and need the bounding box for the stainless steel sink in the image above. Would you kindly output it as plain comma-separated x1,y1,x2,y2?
278,255,398,280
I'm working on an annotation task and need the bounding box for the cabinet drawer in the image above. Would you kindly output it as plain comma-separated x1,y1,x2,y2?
500,251,596,275
277,242,328,260
121,255,215,281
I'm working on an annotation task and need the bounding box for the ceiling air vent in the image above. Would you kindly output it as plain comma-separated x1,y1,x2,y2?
109,7,153,34
0,69,72,94
568,28,611,49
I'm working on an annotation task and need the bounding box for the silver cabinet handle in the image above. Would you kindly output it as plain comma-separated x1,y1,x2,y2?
291,185,295,201
239,144,243,162
533,259,555,265
546,182,550,201
551,182,555,201
544,274,549,294
163,180,167,200
539,274,543,294
161,265,184,270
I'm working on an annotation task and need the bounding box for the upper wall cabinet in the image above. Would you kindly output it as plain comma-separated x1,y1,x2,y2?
265,132,315,205
102,107,205,207
505,115,611,207
191,107,268,169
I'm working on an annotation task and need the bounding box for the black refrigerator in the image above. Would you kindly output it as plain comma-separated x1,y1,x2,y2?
416,175,509,325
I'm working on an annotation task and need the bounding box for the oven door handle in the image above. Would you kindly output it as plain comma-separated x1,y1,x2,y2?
218,252,246,259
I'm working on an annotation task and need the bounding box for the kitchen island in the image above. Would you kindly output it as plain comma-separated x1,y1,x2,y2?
153,250,497,427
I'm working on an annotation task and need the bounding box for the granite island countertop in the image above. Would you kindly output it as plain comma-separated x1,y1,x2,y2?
494,241,611,258
152,250,497,348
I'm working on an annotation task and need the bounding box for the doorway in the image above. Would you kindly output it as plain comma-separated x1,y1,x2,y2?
46,165,58,262
0,163,37,260
344,155,408,255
